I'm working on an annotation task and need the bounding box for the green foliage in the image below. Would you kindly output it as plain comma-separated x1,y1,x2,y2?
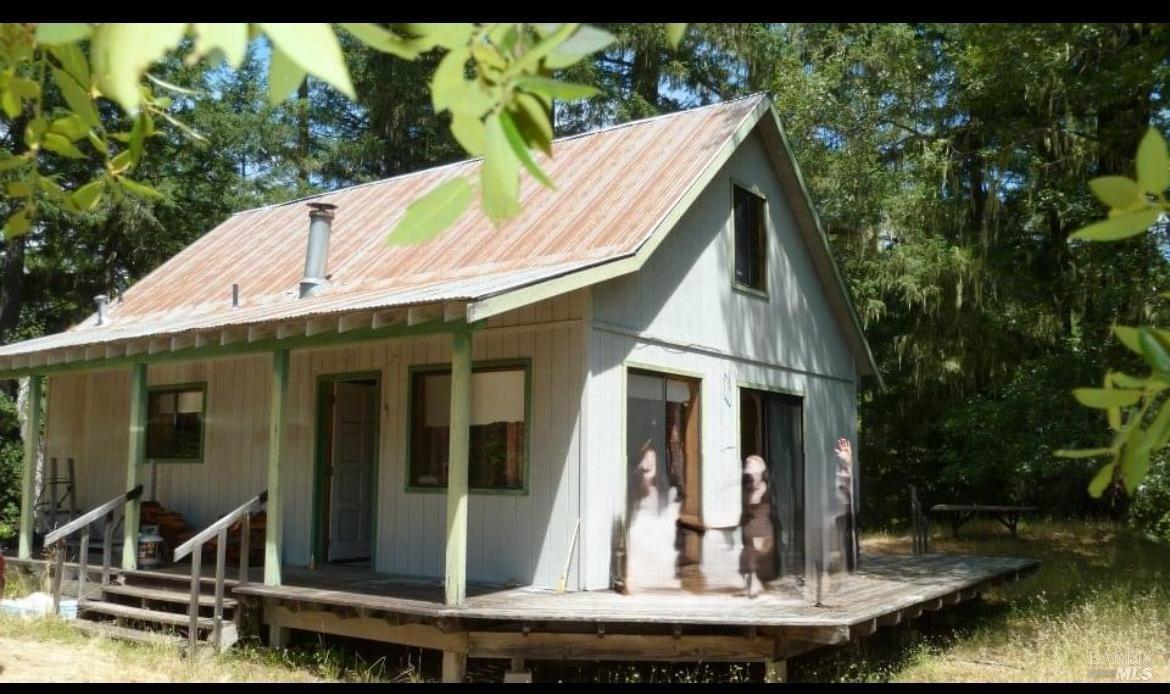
1063,126,1170,498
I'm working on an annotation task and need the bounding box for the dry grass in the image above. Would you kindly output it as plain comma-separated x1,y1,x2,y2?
2,520,1166,682
794,519,1170,683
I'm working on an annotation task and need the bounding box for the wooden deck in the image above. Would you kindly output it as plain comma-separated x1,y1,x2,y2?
5,551,1039,666
235,553,1037,631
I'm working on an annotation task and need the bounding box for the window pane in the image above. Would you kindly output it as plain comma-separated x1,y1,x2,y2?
410,366,527,490
146,387,203,460
733,185,766,291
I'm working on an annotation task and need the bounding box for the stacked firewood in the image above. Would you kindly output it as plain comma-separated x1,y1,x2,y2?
204,512,267,565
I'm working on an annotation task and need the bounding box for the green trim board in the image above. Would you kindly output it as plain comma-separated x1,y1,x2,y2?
265,349,290,586
17,374,42,560
403,358,533,496
0,318,476,381
144,381,208,464
122,363,148,569
311,371,383,568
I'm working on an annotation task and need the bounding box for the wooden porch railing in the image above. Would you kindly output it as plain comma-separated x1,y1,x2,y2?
172,490,267,652
43,484,144,616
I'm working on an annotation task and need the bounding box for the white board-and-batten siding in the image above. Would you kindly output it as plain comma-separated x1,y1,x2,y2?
581,127,860,589
43,291,587,590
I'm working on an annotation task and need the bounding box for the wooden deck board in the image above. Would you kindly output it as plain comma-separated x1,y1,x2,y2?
234,553,1038,628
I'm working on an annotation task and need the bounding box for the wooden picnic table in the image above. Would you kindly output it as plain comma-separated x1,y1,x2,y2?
929,504,1036,538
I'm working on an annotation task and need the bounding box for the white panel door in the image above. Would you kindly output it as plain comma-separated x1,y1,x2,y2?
328,382,377,562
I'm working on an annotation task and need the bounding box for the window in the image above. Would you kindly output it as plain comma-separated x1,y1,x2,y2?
733,183,767,293
408,364,528,491
146,385,205,461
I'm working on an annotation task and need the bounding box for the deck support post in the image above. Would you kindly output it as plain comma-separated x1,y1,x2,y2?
764,659,787,683
442,650,467,683
17,374,43,559
121,363,147,569
265,349,290,586
444,328,472,606
268,623,291,649
504,658,533,683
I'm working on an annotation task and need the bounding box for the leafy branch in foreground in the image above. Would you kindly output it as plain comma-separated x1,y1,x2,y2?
0,23,689,245
1057,128,1170,498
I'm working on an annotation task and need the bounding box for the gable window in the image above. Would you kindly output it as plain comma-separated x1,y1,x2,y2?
408,363,529,492
146,384,206,462
733,183,768,294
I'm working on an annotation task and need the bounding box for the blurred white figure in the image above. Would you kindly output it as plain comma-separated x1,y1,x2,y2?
740,455,778,598
625,443,680,593
831,438,857,573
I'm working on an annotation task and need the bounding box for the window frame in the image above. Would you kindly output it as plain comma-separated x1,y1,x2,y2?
145,381,208,464
730,180,770,300
404,358,532,496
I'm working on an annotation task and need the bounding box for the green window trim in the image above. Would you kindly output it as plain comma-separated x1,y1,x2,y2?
404,358,533,496
730,180,770,300
145,381,207,464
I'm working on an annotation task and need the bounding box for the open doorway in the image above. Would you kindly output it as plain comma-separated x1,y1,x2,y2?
314,374,379,565
739,387,805,579
623,369,702,592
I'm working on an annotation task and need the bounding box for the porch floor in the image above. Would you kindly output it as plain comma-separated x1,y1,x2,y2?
231,552,1037,630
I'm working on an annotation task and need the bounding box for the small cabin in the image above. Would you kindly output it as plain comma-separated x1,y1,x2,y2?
1,95,1035,681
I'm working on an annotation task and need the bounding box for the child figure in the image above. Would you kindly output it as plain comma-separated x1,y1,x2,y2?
740,455,778,598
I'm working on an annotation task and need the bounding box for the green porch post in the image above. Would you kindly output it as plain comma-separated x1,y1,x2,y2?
265,348,290,586
17,374,43,560
122,362,147,569
444,328,472,606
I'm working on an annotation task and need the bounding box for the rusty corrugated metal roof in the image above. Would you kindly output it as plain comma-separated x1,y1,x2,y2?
0,95,765,359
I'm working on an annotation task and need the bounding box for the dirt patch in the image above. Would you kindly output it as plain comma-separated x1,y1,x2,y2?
0,634,172,683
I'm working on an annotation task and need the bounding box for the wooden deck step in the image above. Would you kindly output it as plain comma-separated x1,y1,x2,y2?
101,584,239,609
79,600,215,630
69,619,186,648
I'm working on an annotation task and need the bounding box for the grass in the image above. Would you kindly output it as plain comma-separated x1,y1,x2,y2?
1,519,1167,682
794,518,1170,682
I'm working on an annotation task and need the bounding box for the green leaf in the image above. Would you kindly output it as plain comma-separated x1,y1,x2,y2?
4,205,32,237
511,93,553,156
1138,327,1170,374
129,112,149,167
51,67,100,129
431,47,470,113
1136,128,1169,195
267,48,307,105
35,23,93,45
515,76,600,102
35,176,69,205
0,153,29,171
388,177,473,246
89,23,188,114
1142,399,1170,452
3,207,31,239
481,112,521,222
9,77,40,101
5,180,30,197
338,23,419,60
24,117,48,147
540,23,613,69
189,23,249,68
665,23,688,49
450,112,486,156
1120,444,1150,495
1088,176,1141,210
0,89,19,119
499,109,554,188
1053,448,1115,459
1072,387,1142,409
1069,207,1161,242
1088,462,1116,498
48,44,92,88
401,23,476,51
86,131,107,155
41,132,85,158
115,176,163,200
49,114,89,142
259,23,354,100
71,178,105,211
